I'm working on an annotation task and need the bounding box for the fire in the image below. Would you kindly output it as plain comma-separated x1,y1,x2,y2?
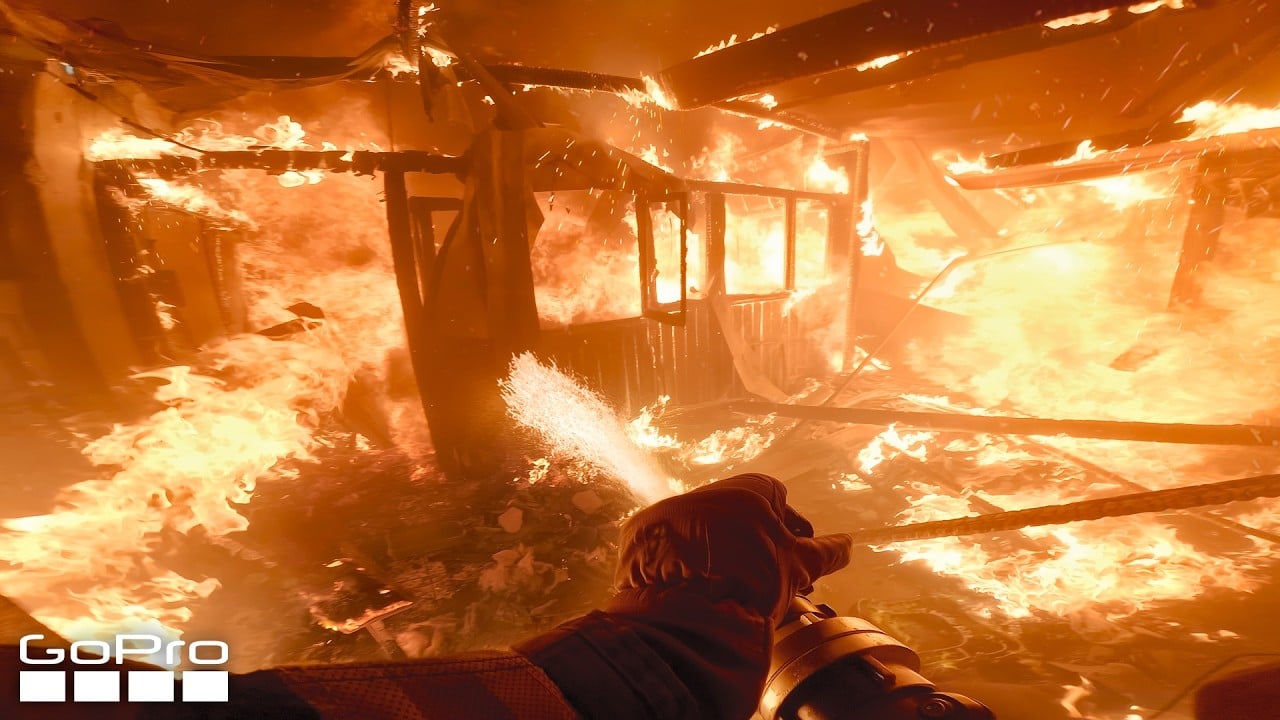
857,425,936,475
1081,173,1169,209
857,198,885,256
0,335,349,646
854,52,912,72
1052,139,1103,165
870,462,1263,620
533,127,845,323
1128,0,1186,14
1041,4,1184,29
805,155,850,193
425,47,454,67
899,172,1280,426
0,113,424,650
87,115,318,161
90,115,341,191
382,52,418,77
693,25,778,58
1059,676,1094,718
855,150,1280,622
627,396,779,469
128,177,252,227
944,154,992,176
640,75,676,111
1179,99,1280,139
531,193,644,325
1045,10,1115,28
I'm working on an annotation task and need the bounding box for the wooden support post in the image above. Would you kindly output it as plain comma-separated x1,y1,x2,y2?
383,169,433,416
1169,161,1227,308
827,140,871,371
704,192,727,293
635,194,656,310
784,196,797,291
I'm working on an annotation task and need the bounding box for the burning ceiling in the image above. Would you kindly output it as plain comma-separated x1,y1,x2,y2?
2,1,1280,717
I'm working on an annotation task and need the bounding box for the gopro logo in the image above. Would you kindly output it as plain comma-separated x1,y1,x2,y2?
17,634,229,703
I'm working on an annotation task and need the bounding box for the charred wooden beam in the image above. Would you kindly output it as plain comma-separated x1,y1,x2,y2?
383,170,433,422
762,4,1174,113
1169,160,1228,307
950,128,1280,190
845,472,1280,545
728,400,1280,447
824,141,870,371
683,178,844,202
94,150,465,178
881,138,998,245
784,197,797,291
983,122,1194,169
657,0,1142,109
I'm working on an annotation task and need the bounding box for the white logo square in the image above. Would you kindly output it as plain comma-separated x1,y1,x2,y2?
128,671,176,702
19,670,66,702
73,671,120,702
181,670,229,702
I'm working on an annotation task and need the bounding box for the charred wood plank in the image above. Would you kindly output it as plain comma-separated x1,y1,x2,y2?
94,150,464,178
1169,160,1227,307
728,400,1280,447
657,0,1141,109
384,170,435,426
845,473,1280,545
950,129,1280,190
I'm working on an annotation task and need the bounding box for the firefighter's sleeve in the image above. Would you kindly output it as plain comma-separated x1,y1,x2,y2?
516,473,852,720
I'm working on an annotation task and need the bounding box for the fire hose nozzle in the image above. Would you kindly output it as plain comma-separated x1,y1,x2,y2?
759,596,995,720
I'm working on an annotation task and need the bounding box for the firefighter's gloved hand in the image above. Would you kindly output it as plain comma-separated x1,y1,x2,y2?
612,472,852,628
518,473,852,720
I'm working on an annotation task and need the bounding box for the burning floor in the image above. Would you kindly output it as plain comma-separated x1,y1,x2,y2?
4,354,1278,719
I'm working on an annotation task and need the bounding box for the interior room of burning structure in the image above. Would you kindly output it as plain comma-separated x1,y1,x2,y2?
3,0,1280,717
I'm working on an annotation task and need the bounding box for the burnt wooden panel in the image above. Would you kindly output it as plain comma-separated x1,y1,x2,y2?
537,293,804,415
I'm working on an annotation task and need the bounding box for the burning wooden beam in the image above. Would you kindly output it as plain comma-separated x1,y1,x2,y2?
845,472,1280,544
949,127,1280,189
94,150,465,179
728,400,1280,446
